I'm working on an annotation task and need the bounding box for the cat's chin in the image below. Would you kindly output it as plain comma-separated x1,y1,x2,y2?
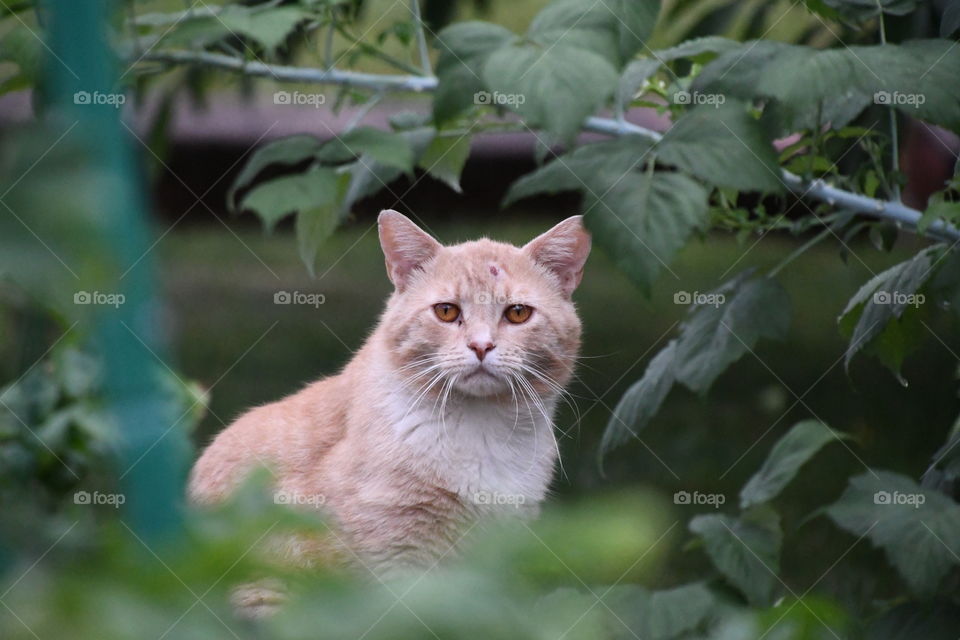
454,368,509,397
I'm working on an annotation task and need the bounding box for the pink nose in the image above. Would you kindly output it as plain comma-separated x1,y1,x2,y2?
468,340,495,361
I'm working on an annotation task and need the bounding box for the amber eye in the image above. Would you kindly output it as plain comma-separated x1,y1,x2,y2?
504,304,533,324
433,303,460,322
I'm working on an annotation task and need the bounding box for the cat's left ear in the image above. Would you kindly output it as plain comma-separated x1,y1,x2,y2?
523,215,591,297
378,209,442,292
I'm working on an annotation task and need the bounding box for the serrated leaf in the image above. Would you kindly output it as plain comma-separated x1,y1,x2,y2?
600,342,677,461
503,135,656,207
604,582,716,640
240,165,338,231
694,40,960,136
483,43,618,144
659,100,783,192
839,245,943,371
618,59,661,111
417,132,472,193
918,195,960,235
867,601,960,640
295,173,349,277
228,135,324,211
654,36,741,62
673,272,791,394
529,0,660,66
433,21,516,123
216,5,308,53
826,471,960,597
341,127,436,212
689,507,782,606
316,127,415,172
584,172,709,294
740,420,849,509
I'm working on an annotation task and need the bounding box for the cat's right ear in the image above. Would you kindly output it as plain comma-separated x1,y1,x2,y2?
378,209,441,292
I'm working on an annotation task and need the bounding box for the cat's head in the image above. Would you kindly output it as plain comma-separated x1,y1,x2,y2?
377,210,590,400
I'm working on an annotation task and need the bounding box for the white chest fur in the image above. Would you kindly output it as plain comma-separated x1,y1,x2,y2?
387,390,559,509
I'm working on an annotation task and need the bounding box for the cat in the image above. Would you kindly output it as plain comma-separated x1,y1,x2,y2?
189,209,591,583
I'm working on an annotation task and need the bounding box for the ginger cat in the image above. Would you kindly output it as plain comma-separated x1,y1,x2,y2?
189,210,591,575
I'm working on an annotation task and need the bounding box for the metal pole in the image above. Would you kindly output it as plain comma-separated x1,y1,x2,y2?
44,0,188,540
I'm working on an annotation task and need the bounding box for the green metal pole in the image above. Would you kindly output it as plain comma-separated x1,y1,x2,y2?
43,0,189,540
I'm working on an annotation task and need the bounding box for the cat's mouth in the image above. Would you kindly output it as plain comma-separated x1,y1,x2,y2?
456,363,508,396
463,365,498,380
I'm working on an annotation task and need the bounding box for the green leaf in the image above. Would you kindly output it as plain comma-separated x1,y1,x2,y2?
740,420,848,509
604,582,716,640
918,194,960,235
839,245,943,372
0,28,41,95
867,602,960,640
228,135,324,211
529,0,660,66
316,127,415,172
823,0,918,22
55,348,100,400
417,132,472,193
618,59,661,111
673,272,791,394
943,0,960,37
239,165,338,231
600,342,677,462
659,100,783,192
694,40,960,135
295,173,350,277
826,471,960,597
654,36,741,63
483,43,618,145
341,127,436,212
689,507,782,606
503,135,656,207
215,5,308,53
433,21,515,124
584,172,709,294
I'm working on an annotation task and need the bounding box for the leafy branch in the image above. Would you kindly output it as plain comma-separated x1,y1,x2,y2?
135,47,960,243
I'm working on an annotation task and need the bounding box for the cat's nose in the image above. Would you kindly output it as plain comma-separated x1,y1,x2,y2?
468,340,495,361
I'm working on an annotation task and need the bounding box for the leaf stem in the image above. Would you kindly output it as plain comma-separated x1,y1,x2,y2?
878,9,901,202
409,0,432,75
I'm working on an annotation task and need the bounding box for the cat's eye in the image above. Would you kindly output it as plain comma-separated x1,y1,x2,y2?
504,304,533,324
433,303,460,322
